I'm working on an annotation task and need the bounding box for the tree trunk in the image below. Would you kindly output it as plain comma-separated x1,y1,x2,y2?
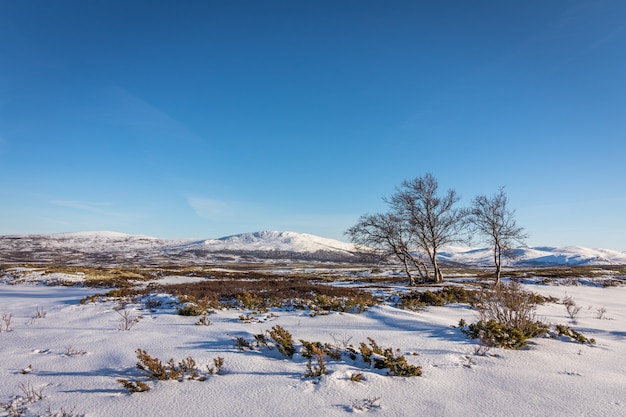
432,251,443,283
401,256,416,286
494,245,502,286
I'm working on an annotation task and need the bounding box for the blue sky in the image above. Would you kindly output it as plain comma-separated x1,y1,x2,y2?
1,1,625,250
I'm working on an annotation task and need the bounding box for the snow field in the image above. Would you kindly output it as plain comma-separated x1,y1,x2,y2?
0,282,625,416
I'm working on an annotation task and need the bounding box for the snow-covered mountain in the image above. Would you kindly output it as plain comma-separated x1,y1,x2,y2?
438,245,626,267
181,231,356,253
0,231,361,265
0,231,624,266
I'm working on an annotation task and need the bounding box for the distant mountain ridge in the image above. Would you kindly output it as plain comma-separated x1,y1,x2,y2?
439,245,626,267
0,231,625,266
189,231,356,253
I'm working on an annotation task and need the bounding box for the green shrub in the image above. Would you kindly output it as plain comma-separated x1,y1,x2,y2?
553,324,596,344
117,379,150,393
350,372,364,382
176,299,215,316
267,325,295,358
195,313,211,326
135,349,172,380
235,291,270,312
207,357,225,375
300,340,342,361
358,338,421,377
472,282,547,338
460,320,531,349
134,349,215,381
303,344,327,378
234,336,253,350
400,287,478,310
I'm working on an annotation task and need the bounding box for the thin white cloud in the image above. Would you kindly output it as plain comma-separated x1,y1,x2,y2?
48,200,135,219
48,200,145,230
51,200,113,211
187,196,231,219
107,85,206,145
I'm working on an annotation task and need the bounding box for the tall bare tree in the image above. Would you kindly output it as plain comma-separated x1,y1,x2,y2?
345,212,430,286
469,188,527,286
388,173,467,283
346,173,466,284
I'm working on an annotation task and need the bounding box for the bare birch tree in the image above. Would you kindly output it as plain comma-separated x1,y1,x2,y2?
469,187,527,286
388,173,467,283
346,173,466,284
345,212,430,286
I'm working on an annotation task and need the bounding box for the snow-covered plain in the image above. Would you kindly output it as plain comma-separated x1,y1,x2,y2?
1,272,626,416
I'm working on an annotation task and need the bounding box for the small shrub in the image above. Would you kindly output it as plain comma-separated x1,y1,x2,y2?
33,306,47,319
460,320,532,349
63,346,87,357
207,357,224,375
472,344,491,356
144,297,162,310
254,333,270,349
303,344,327,378
300,340,342,361
117,379,150,393
116,310,142,331
400,287,478,310
19,382,44,403
195,313,211,326
473,282,545,336
595,306,607,320
306,293,376,314
553,324,596,345
236,291,269,312
563,295,582,323
176,304,205,317
238,314,256,323
267,325,295,358
135,349,171,380
178,356,199,380
134,349,214,382
41,406,83,417
350,372,364,382
1,313,13,332
358,338,421,376
234,336,253,350
351,396,381,411
358,337,380,365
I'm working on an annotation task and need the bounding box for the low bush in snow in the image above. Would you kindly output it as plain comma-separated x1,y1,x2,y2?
134,349,224,384
552,324,596,345
459,282,550,349
267,325,296,358
359,338,422,377
400,286,480,310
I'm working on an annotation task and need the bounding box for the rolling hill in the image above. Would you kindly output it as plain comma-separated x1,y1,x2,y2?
0,231,624,266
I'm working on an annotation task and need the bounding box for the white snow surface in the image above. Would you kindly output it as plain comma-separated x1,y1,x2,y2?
1,279,625,416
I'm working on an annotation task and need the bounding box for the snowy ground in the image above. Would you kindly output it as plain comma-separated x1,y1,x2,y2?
1,275,625,417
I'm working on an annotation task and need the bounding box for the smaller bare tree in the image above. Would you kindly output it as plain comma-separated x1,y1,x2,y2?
345,212,430,286
468,188,527,286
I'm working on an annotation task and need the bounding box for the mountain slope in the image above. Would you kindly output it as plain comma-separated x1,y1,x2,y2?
0,231,624,266
170,231,360,262
439,245,626,266
188,231,355,253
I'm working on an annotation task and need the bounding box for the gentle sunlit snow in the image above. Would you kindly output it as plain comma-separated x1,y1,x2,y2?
1,273,625,416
